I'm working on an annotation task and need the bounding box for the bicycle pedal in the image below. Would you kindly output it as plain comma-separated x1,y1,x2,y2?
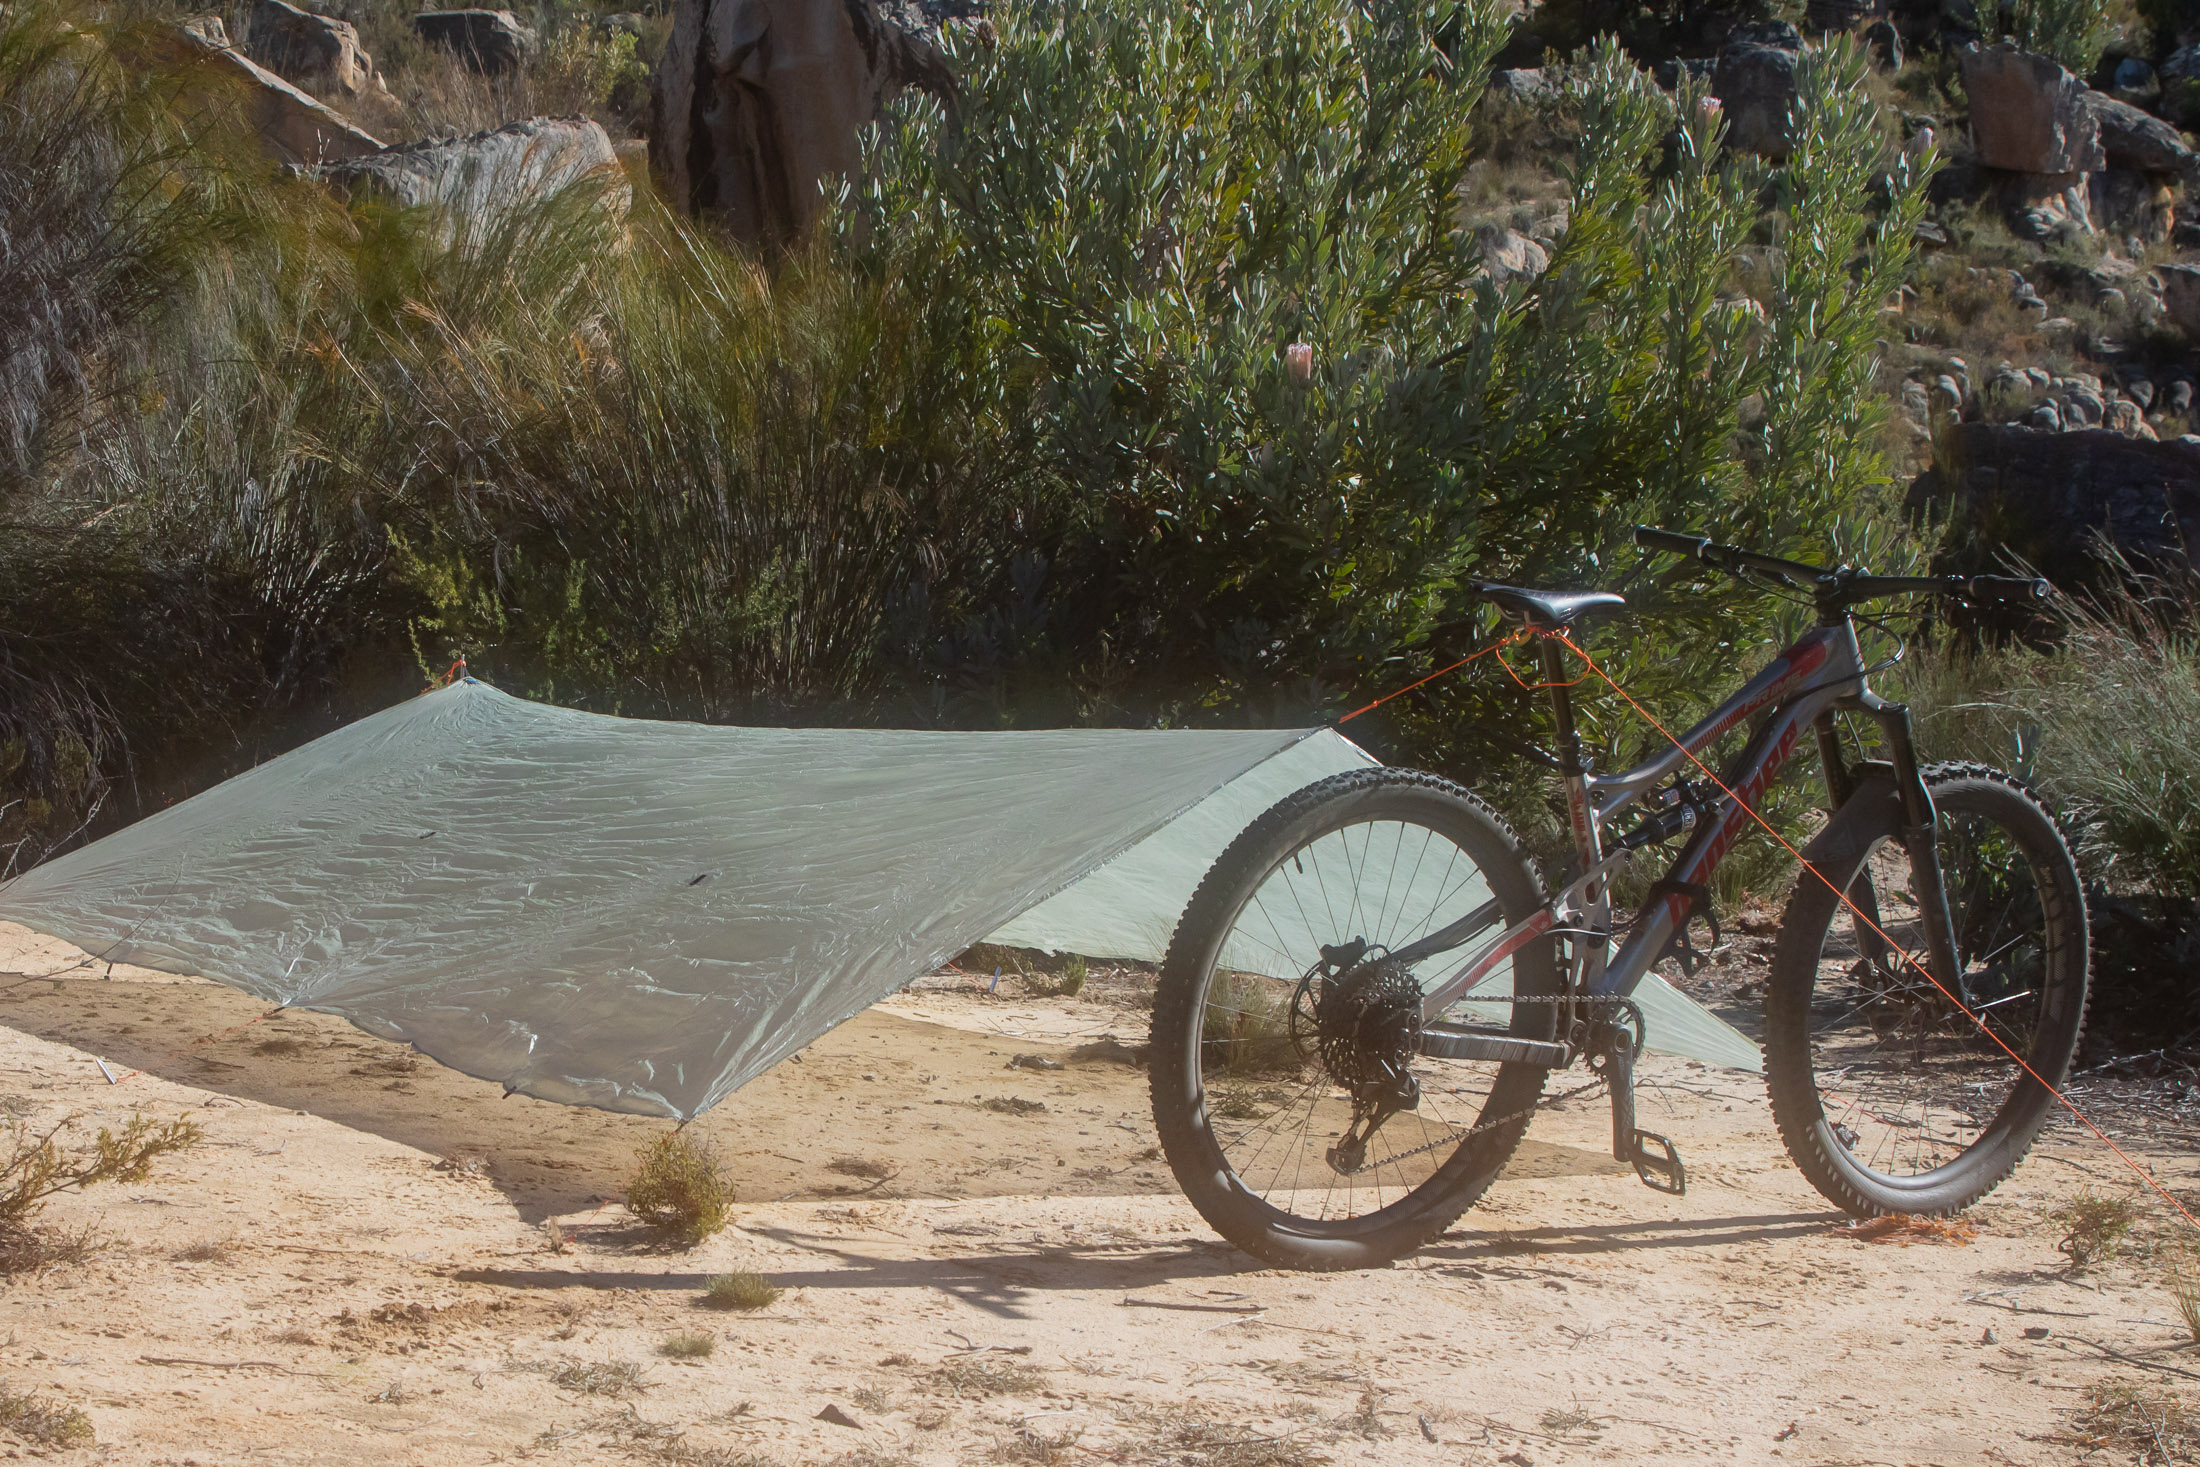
1628,1129,1686,1196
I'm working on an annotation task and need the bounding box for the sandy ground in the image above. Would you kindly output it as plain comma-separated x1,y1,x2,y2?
0,921,2195,1465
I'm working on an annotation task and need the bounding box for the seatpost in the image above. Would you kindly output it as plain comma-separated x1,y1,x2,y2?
1541,632,1601,871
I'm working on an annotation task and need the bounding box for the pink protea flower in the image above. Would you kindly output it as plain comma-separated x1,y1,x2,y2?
1698,96,1724,120
1284,342,1314,382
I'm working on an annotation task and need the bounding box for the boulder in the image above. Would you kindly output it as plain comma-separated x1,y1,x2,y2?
1805,0,1881,29
1713,39,1800,159
2088,168,2177,243
1864,19,1902,68
1960,45,2104,173
319,116,625,230
1653,57,1716,91
1727,19,1804,49
649,0,956,248
2158,262,2200,341
1474,226,1548,283
147,18,381,165
413,9,536,73
1487,68,1553,105
2081,91,2196,176
2002,171,2093,241
2109,55,2158,104
1911,422,2200,581
247,0,381,98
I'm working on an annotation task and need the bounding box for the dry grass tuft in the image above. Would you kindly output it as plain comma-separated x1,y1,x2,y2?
2172,1257,2200,1344
627,1132,732,1247
929,1356,1046,1397
1022,956,1087,998
659,1332,716,1359
826,1156,894,1182
0,1222,103,1275
994,1423,1083,1461
171,1233,237,1262
1148,1415,1326,1467
2055,1190,2141,1271
980,1096,1046,1116
699,1271,781,1312
547,1358,649,1397
2059,1383,2200,1459
251,1037,307,1056
0,1380,92,1447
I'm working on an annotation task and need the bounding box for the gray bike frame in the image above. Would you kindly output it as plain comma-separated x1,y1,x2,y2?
1409,615,1918,1035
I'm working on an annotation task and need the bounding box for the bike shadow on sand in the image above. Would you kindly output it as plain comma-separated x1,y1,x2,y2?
451,1209,1840,1320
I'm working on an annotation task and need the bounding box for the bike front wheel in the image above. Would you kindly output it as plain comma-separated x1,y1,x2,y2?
1149,768,1561,1271
1765,763,2090,1216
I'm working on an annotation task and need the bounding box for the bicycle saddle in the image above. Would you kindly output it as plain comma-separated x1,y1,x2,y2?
1470,582,1627,630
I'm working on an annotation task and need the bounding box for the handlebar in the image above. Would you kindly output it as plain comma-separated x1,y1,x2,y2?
1631,526,2049,608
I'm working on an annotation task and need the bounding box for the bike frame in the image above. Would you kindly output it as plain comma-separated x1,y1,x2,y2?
1411,612,1963,1048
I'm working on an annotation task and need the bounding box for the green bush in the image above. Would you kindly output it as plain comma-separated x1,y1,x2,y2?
0,0,1931,886
2005,0,2114,73
625,1131,732,1245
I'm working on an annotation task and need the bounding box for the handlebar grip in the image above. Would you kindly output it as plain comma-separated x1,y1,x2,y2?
1959,575,2051,603
1633,525,1715,559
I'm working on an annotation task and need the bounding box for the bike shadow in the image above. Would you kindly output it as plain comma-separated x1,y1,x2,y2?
453,1226,1250,1321
1421,1209,1839,1263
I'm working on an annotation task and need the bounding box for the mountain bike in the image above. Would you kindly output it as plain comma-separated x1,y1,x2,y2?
1149,526,2090,1270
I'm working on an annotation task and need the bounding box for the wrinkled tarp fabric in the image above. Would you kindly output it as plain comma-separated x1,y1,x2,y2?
0,682,1328,1117
0,682,1763,1117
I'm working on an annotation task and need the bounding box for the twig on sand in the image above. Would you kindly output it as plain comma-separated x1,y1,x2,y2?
2061,1336,2200,1382
945,1330,1034,1354
139,1356,331,1377
1121,1297,1262,1314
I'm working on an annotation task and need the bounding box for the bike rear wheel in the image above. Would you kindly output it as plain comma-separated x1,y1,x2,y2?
1149,768,1560,1270
1765,763,2089,1216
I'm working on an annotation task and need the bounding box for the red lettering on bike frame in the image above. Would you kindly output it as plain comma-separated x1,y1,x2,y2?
1447,906,1559,1000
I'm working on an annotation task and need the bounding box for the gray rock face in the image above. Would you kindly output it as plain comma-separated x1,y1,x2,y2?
2082,91,2196,175
148,18,382,165
1487,68,1552,104
2089,168,2177,243
247,0,381,97
1475,226,1549,283
1864,19,1902,68
649,0,956,248
414,9,536,73
319,116,625,229
1653,57,1717,91
1713,41,1800,159
2158,264,2200,343
1912,422,2200,581
1960,45,2104,173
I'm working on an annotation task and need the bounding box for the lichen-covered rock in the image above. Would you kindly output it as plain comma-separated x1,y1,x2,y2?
2157,263,2200,342
1960,44,2104,173
319,116,625,231
649,0,957,248
2081,91,2196,177
247,0,382,98
146,18,382,165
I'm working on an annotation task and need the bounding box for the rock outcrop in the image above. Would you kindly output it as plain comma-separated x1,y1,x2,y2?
1712,23,1802,160
648,0,957,248
149,17,382,165
319,116,626,234
246,0,383,99
414,9,536,73
1911,422,2200,583
1961,45,2104,173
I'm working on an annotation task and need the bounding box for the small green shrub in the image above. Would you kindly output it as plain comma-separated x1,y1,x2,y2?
2005,0,2113,71
659,1332,716,1359
625,1132,731,1246
0,1381,93,1447
2054,1189,2139,1271
0,1112,200,1271
699,1271,781,1312
1023,956,1086,998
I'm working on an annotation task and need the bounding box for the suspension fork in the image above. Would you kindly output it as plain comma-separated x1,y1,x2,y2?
1866,698,1965,995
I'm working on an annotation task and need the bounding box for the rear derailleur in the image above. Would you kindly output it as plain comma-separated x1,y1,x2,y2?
1296,940,1424,1176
